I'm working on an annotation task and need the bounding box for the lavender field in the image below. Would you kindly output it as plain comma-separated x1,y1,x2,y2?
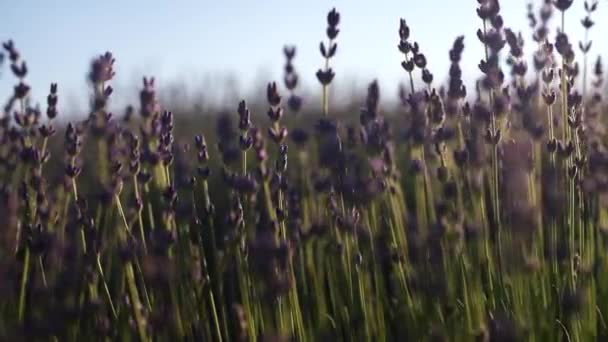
1,0,608,341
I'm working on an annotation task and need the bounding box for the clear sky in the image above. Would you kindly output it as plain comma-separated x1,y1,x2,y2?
1,0,606,114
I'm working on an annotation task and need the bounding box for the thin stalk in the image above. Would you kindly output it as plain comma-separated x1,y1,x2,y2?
115,195,149,342
97,253,118,319
133,176,147,253
17,248,30,322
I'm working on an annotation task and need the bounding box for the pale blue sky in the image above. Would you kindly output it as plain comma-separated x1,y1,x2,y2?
1,1,605,113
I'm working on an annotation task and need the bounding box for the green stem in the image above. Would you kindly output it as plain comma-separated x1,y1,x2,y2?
18,248,30,322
